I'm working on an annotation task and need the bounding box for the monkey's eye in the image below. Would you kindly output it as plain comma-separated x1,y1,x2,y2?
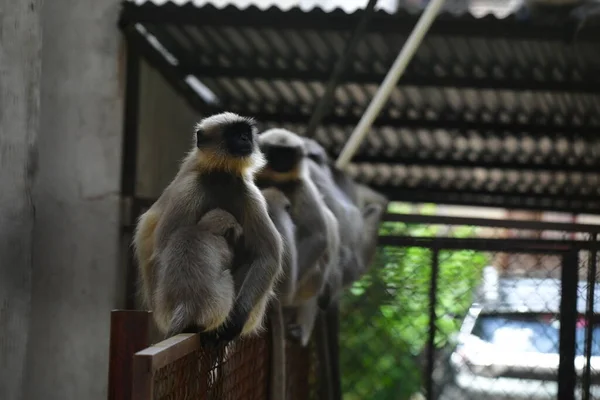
284,203,291,212
240,131,251,142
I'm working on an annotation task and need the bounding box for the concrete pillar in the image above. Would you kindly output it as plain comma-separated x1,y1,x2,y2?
24,0,125,399
0,1,43,399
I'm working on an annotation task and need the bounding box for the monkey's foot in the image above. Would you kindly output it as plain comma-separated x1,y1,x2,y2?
199,331,221,349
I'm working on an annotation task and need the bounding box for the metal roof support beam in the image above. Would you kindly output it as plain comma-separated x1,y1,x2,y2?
304,0,378,139
335,0,447,169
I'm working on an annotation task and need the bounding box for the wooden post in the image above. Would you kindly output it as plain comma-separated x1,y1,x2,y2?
107,310,153,400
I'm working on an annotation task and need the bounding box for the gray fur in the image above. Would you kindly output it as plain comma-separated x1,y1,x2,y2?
256,129,335,296
133,112,283,340
303,138,389,291
262,187,297,306
257,129,340,345
155,209,241,336
303,138,364,306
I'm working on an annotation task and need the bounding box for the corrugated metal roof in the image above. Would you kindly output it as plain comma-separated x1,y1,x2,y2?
120,0,600,213
125,0,506,17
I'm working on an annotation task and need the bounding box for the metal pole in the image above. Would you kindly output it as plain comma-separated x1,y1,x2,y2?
335,0,446,169
304,0,379,139
558,250,579,400
425,248,440,400
582,233,598,400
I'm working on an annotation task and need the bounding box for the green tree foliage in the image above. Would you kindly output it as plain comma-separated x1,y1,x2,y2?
339,204,488,400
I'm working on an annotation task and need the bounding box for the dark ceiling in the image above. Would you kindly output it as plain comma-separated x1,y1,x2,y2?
119,1,600,213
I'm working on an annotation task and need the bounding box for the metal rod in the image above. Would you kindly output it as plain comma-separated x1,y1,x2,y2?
335,0,446,169
121,44,141,310
377,236,600,253
383,213,600,234
125,200,142,310
558,249,579,400
121,44,141,197
582,234,598,400
425,248,440,400
304,0,378,138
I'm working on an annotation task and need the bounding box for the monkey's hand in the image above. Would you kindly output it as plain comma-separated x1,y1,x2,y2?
224,228,243,250
217,306,248,342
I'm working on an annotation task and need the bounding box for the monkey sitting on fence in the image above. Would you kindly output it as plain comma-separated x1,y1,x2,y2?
133,112,283,343
256,128,340,346
304,138,388,297
302,137,365,309
262,187,297,306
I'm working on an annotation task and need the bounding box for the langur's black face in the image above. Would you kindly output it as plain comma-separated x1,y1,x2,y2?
222,121,255,157
196,115,256,158
263,145,303,173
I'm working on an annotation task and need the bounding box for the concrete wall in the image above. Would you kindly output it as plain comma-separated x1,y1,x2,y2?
24,1,125,399
0,1,43,399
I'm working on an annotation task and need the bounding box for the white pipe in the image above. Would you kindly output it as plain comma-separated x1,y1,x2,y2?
335,0,447,170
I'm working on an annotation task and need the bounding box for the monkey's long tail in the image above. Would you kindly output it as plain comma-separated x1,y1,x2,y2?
166,304,201,338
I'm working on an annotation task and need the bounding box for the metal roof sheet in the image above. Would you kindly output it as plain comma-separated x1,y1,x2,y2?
120,0,600,213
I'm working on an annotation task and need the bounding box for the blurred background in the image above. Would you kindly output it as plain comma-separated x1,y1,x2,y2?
3,0,600,399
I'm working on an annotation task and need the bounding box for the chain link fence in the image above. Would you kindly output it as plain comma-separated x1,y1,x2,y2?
339,213,600,400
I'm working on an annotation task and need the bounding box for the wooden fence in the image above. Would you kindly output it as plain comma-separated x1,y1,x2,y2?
107,309,327,400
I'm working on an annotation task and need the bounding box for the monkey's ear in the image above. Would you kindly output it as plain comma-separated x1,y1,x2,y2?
363,203,383,219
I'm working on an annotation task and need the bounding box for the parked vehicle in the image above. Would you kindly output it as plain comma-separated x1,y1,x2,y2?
440,277,600,400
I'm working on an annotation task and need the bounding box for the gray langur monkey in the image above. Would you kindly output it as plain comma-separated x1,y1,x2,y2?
304,138,388,289
290,205,339,346
349,183,388,282
262,187,297,306
262,187,333,350
302,137,364,309
133,112,283,342
256,129,340,346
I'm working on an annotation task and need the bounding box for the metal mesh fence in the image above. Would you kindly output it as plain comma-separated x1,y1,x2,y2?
285,334,320,400
339,218,600,400
153,336,270,400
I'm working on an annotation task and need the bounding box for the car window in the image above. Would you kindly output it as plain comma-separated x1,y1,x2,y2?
471,314,600,356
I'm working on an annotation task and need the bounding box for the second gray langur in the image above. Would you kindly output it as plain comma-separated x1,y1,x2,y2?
133,112,283,342
256,129,340,345
256,128,338,303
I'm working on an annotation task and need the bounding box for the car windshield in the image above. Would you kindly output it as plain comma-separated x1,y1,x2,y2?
471,313,600,356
